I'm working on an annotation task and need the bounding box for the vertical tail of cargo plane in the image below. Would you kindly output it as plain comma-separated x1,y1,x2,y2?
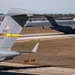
45,15,59,26
0,8,33,50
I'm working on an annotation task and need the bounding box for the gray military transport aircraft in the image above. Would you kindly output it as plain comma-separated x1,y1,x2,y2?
0,8,39,62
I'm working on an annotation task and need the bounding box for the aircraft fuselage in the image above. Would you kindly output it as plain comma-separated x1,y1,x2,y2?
51,26,75,34
0,50,20,61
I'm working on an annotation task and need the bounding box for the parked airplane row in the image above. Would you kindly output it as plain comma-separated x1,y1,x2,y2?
26,16,75,34
26,18,75,27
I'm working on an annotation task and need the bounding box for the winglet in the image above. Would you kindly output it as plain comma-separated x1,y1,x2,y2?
31,43,39,53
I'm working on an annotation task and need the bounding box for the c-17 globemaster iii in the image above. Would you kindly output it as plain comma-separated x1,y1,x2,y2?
0,8,39,62
46,15,75,34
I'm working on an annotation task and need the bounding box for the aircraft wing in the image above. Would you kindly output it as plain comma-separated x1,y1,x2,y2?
13,43,39,53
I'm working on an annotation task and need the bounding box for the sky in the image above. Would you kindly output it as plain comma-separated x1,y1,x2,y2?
0,0,75,14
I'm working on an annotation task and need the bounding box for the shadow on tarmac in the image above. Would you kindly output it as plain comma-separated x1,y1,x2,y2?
0,65,51,71
0,65,50,75
0,65,73,71
0,72,37,75
0,65,74,75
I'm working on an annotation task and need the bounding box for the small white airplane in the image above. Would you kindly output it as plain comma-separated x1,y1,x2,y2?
0,8,39,62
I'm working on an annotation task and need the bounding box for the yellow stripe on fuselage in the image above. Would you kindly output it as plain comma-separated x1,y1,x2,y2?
4,33,19,37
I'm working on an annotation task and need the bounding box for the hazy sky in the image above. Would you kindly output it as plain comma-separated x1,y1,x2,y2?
0,0,75,14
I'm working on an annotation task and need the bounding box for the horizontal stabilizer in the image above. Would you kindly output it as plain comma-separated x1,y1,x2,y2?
0,8,33,17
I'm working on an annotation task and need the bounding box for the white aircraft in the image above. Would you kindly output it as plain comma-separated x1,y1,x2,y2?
25,19,75,27
0,8,39,62
25,20,50,27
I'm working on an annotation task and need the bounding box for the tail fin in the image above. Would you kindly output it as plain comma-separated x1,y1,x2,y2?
45,15,59,26
0,8,33,50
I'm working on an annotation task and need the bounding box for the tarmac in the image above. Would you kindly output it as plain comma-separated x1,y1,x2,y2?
0,62,75,75
1,35,75,75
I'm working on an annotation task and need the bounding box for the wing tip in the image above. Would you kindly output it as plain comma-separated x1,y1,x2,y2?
31,43,39,53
